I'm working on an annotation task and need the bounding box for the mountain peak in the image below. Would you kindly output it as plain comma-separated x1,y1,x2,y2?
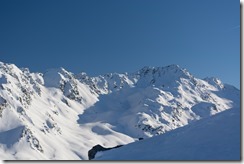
165,64,180,69
0,60,240,160
134,64,193,87
43,67,73,88
137,64,187,75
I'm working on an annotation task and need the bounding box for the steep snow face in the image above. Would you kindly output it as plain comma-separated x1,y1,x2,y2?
78,66,239,138
0,61,240,160
95,107,240,160
43,68,98,106
0,63,133,160
133,65,194,88
76,72,135,95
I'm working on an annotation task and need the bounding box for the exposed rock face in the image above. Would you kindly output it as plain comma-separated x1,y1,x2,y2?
88,144,123,160
0,96,8,117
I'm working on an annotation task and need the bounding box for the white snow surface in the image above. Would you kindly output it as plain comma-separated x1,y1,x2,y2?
95,107,240,160
0,61,240,160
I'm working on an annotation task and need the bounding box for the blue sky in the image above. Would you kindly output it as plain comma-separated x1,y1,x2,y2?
0,0,240,88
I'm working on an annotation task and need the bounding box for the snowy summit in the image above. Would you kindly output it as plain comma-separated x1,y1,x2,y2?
0,61,240,160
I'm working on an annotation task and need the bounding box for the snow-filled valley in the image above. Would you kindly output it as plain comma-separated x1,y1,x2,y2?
0,61,240,160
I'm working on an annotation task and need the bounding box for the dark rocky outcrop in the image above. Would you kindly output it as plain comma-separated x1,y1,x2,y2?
88,144,123,160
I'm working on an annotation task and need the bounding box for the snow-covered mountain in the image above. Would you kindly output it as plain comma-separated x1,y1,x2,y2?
95,107,240,160
0,61,240,160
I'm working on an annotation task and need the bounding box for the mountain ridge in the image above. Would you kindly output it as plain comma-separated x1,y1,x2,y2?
95,106,240,160
0,61,240,160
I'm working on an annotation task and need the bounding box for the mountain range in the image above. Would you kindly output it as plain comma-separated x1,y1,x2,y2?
0,61,240,160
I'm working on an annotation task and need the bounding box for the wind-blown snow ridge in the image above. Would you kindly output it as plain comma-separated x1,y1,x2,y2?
0,61,240,160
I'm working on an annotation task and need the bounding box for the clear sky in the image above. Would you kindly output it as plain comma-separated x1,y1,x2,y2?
0,0,240,88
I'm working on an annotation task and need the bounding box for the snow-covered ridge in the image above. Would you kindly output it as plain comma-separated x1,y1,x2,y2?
0,61,240,160
95,107,240,160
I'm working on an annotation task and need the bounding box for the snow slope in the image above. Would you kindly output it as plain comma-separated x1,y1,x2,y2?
95,107,240,160
78,65,239,138
0,61,240,160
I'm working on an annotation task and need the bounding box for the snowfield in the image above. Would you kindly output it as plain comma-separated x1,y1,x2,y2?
0,61,240,160
95,107,240,160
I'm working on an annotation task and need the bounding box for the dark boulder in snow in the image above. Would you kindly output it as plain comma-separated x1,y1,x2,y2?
88,144,123,160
